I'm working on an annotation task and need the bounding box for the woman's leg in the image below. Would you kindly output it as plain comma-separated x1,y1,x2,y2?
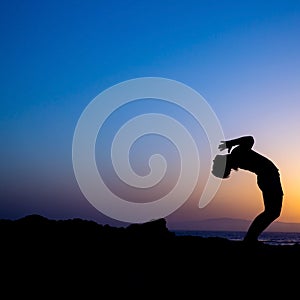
244,192,282,243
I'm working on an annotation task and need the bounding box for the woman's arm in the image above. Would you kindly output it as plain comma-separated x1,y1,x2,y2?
218,136,254,153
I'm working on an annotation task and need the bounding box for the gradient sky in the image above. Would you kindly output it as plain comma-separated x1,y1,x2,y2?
1,0,300,229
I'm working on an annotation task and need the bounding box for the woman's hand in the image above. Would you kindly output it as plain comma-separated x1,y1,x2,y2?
218,141,232,153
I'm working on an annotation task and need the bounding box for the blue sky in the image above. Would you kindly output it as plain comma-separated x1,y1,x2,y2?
1,0,300,227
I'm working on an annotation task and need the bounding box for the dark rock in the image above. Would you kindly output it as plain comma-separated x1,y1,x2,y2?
0,214,299,296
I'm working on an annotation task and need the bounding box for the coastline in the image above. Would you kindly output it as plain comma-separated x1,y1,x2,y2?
172,229,300,245
1,214,299,296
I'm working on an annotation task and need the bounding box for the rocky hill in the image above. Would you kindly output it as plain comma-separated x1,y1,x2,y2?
1,214,299,297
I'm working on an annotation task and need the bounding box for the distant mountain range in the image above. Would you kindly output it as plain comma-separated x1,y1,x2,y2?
168,217,300,232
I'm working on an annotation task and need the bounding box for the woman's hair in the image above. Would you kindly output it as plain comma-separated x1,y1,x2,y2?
211,154,232,178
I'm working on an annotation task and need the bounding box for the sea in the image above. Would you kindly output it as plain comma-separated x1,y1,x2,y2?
172,230,300,246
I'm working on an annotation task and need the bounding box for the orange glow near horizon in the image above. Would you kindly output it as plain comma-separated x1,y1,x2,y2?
168,150,300,227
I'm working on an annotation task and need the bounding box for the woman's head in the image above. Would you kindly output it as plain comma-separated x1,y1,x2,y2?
211,154,232,178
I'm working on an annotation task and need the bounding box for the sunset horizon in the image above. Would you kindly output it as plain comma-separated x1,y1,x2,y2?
1,0,300,231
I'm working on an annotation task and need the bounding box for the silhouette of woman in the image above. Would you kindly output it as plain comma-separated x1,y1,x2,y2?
211,136,284,244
